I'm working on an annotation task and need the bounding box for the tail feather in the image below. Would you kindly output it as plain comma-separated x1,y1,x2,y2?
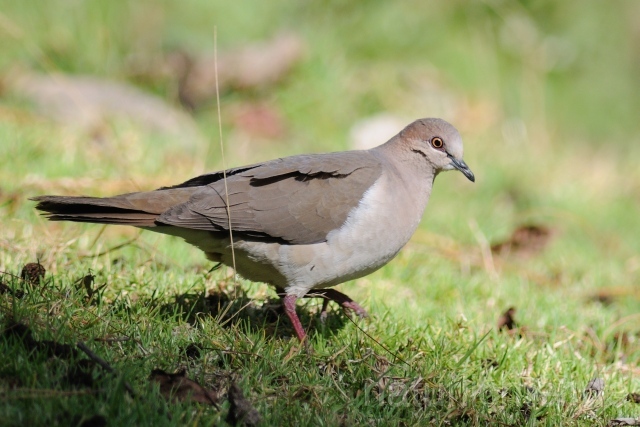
31,195,160,227
32,187,197,227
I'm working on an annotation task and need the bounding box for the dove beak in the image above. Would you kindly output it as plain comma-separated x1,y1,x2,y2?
449,157,475,182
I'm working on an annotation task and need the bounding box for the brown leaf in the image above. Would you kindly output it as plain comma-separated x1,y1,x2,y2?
491,224,554,258
75,273,93,293
627,393,640,404
608,418,640,426
20,262,46,285
82,274,95,289
150,369,218,407
74,273,107,301
584,377,605,398
588,287,640,305
497,307,518,332
481,358,499,369
226,382,261,427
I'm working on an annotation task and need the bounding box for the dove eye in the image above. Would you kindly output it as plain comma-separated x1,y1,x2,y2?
431,137,444,149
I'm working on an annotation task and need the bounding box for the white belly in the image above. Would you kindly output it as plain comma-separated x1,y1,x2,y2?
274,175,429,297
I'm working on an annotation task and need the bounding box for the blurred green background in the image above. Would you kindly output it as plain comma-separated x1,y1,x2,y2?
2,0,639,147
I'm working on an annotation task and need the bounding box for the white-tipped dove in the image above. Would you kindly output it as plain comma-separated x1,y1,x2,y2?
32,118,474,341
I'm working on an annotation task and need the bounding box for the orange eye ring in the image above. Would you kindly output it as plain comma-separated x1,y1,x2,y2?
431,137,444,149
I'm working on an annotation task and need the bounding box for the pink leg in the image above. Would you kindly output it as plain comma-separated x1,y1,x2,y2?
282,295,306,342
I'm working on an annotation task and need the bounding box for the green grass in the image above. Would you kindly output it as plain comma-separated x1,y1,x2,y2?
1,1,640,426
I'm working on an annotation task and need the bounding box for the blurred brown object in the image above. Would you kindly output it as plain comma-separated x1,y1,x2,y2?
230,102,287,139
6,72,203,146
20,262,46,285
491,224,554,258
150,369,218,407
588,286,640,305
497,307,518,332
584,377,605,398
166,32,305,109
226,382,261,427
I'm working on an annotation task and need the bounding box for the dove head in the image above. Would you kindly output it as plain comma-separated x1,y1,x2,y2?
398,118,475,182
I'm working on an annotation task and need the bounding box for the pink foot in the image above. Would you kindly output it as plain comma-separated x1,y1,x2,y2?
341,300,369,318
312,289,368,321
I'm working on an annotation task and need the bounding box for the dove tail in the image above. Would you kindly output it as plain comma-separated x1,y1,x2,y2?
31,195,160,227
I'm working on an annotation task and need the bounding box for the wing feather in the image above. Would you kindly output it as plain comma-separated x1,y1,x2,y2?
157,151,383,244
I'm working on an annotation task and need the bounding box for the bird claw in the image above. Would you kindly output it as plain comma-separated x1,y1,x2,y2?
319,296,368,322
319,298,330,323
341,301,369,319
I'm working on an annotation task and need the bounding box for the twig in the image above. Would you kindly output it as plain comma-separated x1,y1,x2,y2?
0,270,26,281
343,314,409,366
0,388,100,399
76,341,136,398
468,219,498,280
93,336,131,343
213,26,238,288
88,224,108,251
78,235,141,259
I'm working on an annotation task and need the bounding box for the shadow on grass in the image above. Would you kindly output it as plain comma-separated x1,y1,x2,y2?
157,285,350,340
0,265,352,341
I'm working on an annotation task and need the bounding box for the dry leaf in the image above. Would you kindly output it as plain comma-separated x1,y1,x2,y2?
226,382,261,426
584,377,605,398
497,307,518,332
491,224,554,258
150,369,218,407
608,418,640,426
627,393,640,404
